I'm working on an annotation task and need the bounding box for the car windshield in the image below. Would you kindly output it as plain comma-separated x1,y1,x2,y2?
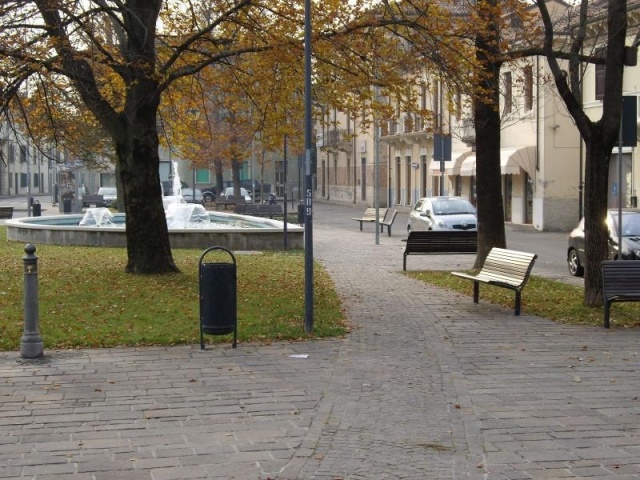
614,213,640,236
98,188,116,195
432,199,475,215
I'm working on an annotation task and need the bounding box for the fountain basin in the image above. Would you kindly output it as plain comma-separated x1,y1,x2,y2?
6,212,304,250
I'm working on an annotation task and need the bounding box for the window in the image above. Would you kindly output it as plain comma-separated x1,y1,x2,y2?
8,143,15,163
595,62,605,101
20,173,28,187
195,169,209,184
524,66,533,111
20,145,27,163
503,71,513,114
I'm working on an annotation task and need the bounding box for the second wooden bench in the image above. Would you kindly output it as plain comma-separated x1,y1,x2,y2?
352,207,388,231
451,247,537,316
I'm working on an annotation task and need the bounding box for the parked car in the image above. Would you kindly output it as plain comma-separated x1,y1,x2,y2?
221,186,252,203
567,208,640,277
181,188,204,205
407,196,477,232
202,188,216,203
162,180,189,196
97,187,117,207
202,180,263,203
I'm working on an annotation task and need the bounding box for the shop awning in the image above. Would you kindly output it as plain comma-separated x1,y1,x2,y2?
458,146,536,176
459,155,477,176
502,146,536,177
427,151,472,176
443,151,472,176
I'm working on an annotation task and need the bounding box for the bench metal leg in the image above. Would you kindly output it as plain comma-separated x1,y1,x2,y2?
514,291,521,316
473,282,479,303
604,301,611,329
403,254,407,271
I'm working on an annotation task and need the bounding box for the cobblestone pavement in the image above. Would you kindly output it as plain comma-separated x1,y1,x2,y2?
2,201,640,479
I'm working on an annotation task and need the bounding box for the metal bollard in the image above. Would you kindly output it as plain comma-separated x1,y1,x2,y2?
20,244,43,359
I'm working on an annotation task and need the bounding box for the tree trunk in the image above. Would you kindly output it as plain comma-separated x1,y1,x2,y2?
582,134,611,305
116,111,178,274
231,158,242,196
473,0,507,269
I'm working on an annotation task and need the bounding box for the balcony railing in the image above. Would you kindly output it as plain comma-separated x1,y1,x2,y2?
325,128,352,151
461,118,476,145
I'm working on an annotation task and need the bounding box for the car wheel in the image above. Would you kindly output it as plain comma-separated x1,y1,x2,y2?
203,193,214,203
567,248,584,277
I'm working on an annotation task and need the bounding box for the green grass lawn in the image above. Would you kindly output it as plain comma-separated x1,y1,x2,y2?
405,270,640,328
0,227,347,350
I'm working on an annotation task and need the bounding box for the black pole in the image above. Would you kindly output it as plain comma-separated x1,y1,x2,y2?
303,0,314,333
283,134,288,250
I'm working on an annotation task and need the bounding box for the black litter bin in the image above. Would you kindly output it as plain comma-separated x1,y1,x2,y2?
63,198,72,214
32,200,41,217
199,246,237,349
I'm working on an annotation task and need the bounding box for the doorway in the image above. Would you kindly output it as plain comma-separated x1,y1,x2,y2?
361,157,367,201
395,157,401,205
504,175,512,222
608,153,632,208
524,173,533,224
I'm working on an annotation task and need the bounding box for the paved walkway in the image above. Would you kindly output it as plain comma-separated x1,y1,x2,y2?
1,201,640,479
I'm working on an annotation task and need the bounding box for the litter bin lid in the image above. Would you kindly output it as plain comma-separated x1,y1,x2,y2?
199,246,236,268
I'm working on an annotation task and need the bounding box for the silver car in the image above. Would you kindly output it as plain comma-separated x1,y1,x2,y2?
181,188,204,205
97,187,117,207
407,196,477,232
222,187,252,203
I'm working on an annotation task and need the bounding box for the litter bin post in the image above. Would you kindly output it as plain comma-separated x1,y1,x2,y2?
199,246,237,349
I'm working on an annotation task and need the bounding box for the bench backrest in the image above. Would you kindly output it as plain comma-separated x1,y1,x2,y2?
242,204,260,215
382,209,398,224
602,260,640,299
406,230,477,253
83,194,104,204
362,207,387,220
480,247,537,287
259,204,283,216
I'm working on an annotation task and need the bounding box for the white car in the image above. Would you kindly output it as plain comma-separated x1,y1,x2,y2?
221,187,252,203
97,187,117,207
407,196,477,232
181,188,204,205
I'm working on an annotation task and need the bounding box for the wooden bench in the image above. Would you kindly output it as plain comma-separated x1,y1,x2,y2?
601,260,640,328
451,247,537,316
0,206,14,219
82,194,104,207
352,207,388,231
258,204,284,218
216,195,245,210
380,209,398,236
403,230,477,270
238,204,284,219
241,204,260,215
